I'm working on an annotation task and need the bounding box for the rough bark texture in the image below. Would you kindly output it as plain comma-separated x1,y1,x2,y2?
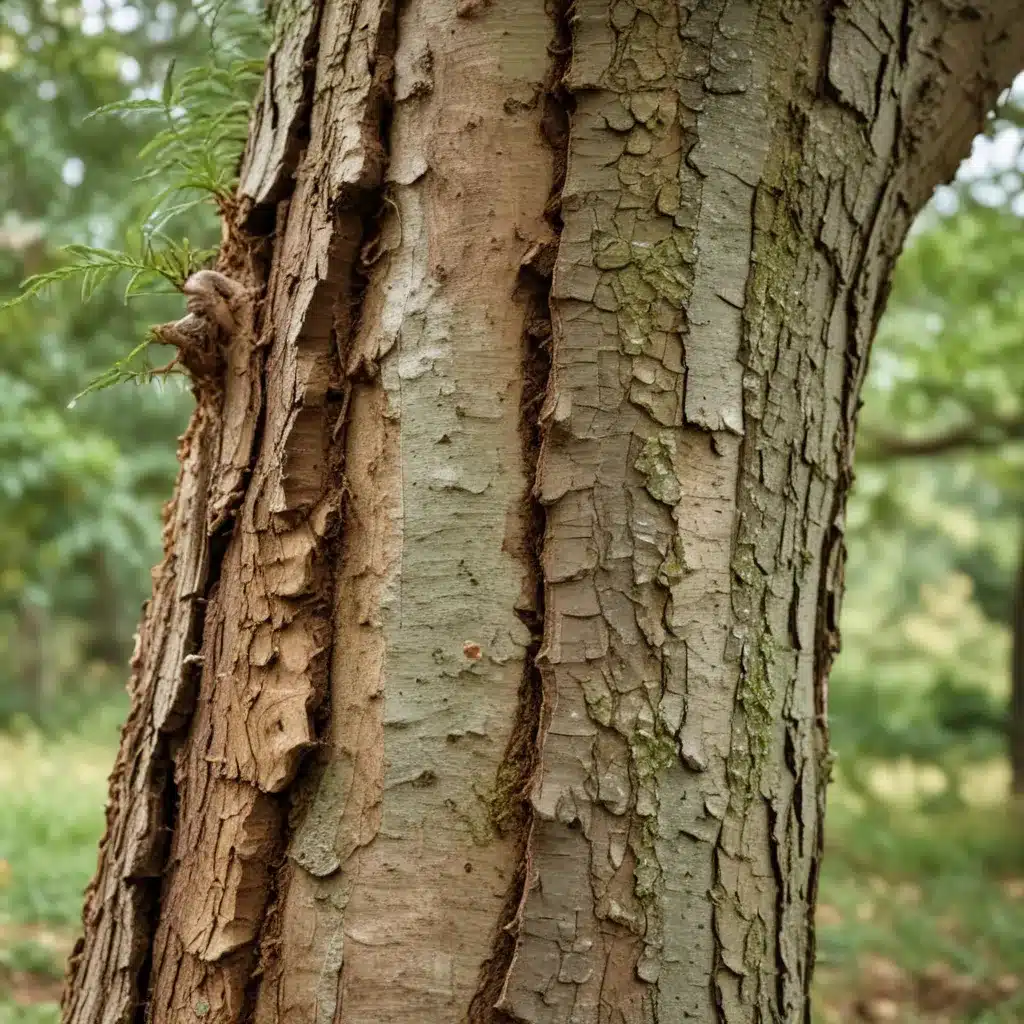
63,2,1024,1024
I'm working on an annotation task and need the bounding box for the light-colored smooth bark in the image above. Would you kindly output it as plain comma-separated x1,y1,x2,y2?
64,2,1024,1023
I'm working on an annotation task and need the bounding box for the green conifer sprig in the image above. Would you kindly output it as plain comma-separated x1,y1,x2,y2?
67,336,165,409
2,0,268,400
9,236,217,308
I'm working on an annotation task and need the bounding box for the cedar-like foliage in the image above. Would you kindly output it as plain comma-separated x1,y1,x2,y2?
3,1,267,400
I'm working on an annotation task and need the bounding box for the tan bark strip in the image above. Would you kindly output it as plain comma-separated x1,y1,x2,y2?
252,377,398,1024
467,13,571,1011
238,0,323,207
61,426,204,1024
140,2,398,1022
251,2,559,1021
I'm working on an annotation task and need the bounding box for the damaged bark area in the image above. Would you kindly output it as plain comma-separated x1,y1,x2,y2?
62,2,1024,1024
63,0,397,1020
62,224,270,1024
144,1,398,1019
249,2,567,1020
467,9,573,1019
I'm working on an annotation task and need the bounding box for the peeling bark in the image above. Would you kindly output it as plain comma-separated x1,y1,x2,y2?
63,2,1024,1024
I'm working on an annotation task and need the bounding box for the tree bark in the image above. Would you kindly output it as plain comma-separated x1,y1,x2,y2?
63,2,1024,1023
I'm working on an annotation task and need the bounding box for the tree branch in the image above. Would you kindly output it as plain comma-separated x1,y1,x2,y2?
858,415,1024,461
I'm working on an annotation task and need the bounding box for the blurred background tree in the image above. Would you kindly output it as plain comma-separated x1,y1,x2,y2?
839,82,1024,804
0,3,1021,1022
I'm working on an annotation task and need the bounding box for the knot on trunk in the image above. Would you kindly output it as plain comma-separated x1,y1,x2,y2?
152,270,247,393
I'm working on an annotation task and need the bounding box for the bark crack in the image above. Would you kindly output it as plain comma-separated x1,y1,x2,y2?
466,2,572,1019
63,221,275,1024
236,8,400,1020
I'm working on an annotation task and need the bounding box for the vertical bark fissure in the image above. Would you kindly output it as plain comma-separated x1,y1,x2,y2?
242,59,399,1024
135,1,401,1019
63,208,275,1024
63,423,192,1024
247,1,564,1018
62,0,327,1006
131,462,259,1016
464,284,549,1021
468,9,574,1016
500,2,787,1017
238,0,326,208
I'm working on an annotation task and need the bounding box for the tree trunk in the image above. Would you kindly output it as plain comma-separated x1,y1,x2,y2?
62,2,1024,1023
1012,522,1024,797
17,598,50,722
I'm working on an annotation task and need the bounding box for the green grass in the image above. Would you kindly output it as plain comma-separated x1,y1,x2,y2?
0,698,124,1021
0,697,1020,1021
812,783,1024,1022
0,1005,63,1024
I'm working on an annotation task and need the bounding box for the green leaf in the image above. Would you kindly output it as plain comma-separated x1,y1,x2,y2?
84,98,166,121
161,58,177,109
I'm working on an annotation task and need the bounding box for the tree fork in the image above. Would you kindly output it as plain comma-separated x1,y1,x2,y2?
63,2,1024,1024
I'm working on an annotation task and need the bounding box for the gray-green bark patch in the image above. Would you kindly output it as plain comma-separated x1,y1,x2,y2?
634,434,681,504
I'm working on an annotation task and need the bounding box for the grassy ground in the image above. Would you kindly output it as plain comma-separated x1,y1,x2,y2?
0,702,1020,1023
0,700,125,1024
814,788,1023,1022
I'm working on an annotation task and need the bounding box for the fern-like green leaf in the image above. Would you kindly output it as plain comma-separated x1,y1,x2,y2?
4,0,270,398
68,335,173,408
84,98,166,120
161,58,177,108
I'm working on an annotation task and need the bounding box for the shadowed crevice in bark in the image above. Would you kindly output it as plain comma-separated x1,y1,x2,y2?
66,4,405,1022
237,0,326,209
466,3,572,1019
129,238,271,1023
119,80,312,1024
239,207,397,1024
237,23,400,1024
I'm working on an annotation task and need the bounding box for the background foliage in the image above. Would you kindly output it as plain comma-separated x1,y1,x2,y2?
837,84,1024,808
0,3,1021,1022
0,0,262,725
